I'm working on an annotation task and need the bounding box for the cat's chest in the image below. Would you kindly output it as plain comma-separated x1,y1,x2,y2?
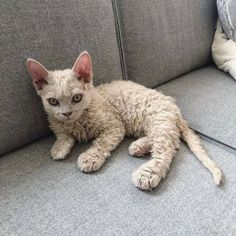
63,120,98,142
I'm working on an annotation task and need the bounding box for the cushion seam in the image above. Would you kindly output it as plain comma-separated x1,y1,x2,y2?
193,128,236,152
0,133,52,158
111,0,128,80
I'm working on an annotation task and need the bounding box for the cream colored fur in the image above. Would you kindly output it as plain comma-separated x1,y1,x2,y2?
212,20,236,79
27,52,223,190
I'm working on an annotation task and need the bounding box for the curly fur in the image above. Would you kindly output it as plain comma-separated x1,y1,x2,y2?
27,52,223,190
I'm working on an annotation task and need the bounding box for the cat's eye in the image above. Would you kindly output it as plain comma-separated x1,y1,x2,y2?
72,94,82,103
47,98,59,106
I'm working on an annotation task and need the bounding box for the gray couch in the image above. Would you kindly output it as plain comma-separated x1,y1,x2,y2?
1,0,235,235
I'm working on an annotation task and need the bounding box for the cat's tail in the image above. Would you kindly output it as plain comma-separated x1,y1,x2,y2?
177,115,223,185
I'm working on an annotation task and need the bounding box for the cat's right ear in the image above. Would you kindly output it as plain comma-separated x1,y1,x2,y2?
26,59,49,90
72,51,93,84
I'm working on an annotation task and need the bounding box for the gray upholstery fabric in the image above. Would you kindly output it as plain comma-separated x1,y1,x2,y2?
217,0,236,41
158,66,236,149
0,0,123,156
1,136,236,235
116,0,217,87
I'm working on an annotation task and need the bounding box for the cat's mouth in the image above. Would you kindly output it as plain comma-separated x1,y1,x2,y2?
53,115,74,123
61,116,79,124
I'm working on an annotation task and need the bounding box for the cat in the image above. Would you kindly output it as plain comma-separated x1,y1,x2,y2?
26,51,223,190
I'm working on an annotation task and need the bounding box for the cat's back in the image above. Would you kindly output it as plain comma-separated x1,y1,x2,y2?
96,80,151,97
95,80,176,136
96,80,165,102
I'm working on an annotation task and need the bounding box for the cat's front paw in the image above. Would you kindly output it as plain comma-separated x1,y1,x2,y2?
78,151,107,173
51,144,69,160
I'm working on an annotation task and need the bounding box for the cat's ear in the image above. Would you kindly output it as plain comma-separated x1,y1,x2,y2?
27,59,49,90
72,51,93,84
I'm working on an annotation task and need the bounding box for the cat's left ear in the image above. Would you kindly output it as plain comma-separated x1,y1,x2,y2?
72,51,93,84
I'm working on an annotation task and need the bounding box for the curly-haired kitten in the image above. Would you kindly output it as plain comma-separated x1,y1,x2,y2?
27,51,223,190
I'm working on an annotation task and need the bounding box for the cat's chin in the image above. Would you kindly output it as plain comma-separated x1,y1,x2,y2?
62,118,78,124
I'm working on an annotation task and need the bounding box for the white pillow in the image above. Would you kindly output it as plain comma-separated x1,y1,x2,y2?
212,20,236,80
217,0,236,41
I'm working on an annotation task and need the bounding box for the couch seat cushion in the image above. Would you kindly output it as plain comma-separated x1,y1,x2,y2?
1,136,236,235
157,66,236,149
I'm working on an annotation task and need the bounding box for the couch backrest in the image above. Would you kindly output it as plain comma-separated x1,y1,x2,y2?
115,0,217,87
0,0,123,156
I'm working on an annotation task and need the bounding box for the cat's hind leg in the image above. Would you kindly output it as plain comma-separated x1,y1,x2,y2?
129,137,151,157
132,114,180,190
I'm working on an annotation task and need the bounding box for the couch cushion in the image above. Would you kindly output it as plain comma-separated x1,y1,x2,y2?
0,0,123,156
116,0,217,87
157,66,236,149
1,136,235,235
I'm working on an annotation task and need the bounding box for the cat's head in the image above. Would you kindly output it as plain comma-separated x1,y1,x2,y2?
27,51,94,123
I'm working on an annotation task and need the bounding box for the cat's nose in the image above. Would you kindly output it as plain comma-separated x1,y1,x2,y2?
62,112,72,117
